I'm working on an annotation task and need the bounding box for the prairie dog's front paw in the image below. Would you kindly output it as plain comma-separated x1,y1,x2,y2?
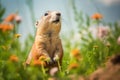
47,58,57,65
38,54,50,63
53,55,59,61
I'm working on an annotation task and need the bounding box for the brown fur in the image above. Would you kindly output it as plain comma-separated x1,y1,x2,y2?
25,11,63,67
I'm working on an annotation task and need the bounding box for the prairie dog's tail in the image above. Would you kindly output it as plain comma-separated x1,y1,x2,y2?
25,52,32,65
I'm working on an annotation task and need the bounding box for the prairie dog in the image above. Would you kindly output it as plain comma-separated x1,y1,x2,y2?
26,11,63,67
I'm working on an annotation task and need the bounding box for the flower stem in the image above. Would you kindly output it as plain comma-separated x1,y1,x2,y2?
41,64,47,78
57,60,62,72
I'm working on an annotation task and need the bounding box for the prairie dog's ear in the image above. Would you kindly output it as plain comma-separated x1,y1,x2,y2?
35,20,39,28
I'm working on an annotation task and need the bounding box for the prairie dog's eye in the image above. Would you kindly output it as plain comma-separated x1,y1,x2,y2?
44,13,48,16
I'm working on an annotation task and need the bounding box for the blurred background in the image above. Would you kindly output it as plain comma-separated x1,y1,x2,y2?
0,0,120,80
1,0,120,42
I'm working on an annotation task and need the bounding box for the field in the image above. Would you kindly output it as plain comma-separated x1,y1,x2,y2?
0,1,120,80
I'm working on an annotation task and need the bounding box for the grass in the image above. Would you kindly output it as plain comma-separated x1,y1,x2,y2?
0,2,120,80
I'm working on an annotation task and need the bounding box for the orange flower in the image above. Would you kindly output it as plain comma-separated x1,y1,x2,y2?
71,49,81,61
68,63,79,70
71,49,80,57
33,60,42,66
91,13,103,20
33,60,46,66
32,55,48,66
9,55,19,62
0,23,14,32
4,14,16,22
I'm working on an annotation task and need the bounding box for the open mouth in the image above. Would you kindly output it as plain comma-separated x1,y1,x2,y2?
52,17,60,23
53,19,60,23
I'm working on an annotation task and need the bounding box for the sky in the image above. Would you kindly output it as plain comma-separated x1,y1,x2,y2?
1,0,120,42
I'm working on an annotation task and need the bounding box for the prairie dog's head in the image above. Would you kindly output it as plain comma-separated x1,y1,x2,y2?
36,11,61,35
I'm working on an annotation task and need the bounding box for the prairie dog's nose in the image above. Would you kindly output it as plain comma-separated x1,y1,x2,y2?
56,12,61,16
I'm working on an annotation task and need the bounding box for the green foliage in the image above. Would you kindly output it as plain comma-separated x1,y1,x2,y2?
0,4,5,21
0,1,120,80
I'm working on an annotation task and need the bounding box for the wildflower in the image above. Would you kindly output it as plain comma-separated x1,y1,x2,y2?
117,36,120,45
4,13,22,23
49,67,58,76
14,34,21,38
9,55,19,62
71,49,80,57
91,13,103,20
15,15,22,23
71,49,81,60
33,60,43,66
97,26,110,39
4,14,16,22
32,55,50,66
0,22,14,32
68,63,79,70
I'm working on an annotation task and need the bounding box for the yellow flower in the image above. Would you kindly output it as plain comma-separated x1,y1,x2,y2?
14,34,21,38
91,13,103,20
9,55,19,62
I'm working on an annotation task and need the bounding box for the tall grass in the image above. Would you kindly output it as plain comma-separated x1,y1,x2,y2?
0,1,120,80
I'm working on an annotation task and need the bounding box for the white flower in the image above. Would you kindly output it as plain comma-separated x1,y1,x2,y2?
15,15,22,23
89,25,110,39
97,26,110,39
